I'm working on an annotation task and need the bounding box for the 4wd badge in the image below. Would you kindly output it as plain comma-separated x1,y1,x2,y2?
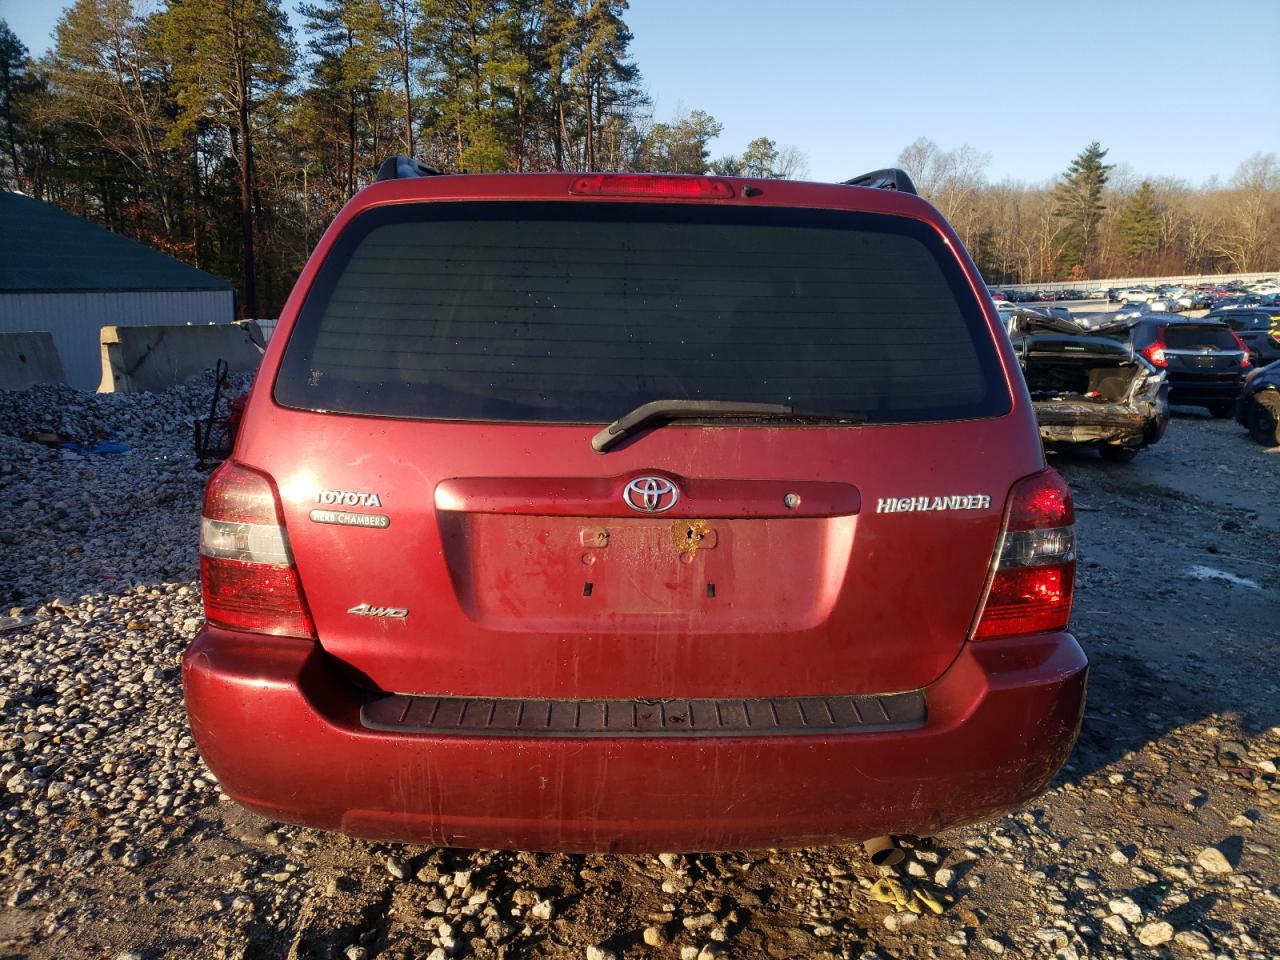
347,603,408,619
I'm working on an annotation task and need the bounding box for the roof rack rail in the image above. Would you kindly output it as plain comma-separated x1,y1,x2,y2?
375,155,444,182
841,168,917,195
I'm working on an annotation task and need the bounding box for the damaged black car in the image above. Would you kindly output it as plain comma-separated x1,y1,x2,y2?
1006,308,1169,463
1235,359,1280,447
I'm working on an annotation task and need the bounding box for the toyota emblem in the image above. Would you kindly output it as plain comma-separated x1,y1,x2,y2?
623,476,680,513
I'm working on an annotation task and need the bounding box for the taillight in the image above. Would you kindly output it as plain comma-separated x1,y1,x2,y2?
1230,331,1252,368
1139,339,1167,368
569,174,735,199
200,461,314,638
974,469,1075,640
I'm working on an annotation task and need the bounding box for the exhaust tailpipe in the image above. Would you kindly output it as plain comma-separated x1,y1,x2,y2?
864,835,905,867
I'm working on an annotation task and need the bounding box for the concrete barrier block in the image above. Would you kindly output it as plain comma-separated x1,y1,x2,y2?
98,321,264,394
0,332,68,390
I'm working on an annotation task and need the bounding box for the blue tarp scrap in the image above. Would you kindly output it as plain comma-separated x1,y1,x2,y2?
59,440,130,455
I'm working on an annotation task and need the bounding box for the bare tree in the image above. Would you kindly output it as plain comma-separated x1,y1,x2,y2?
772,145,808,180
1209,153,1279,272
896,136,990,250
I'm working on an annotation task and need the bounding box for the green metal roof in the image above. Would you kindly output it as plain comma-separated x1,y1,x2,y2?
0,191,233,293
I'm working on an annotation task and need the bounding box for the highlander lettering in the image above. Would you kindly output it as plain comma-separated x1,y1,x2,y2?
875,494,992,514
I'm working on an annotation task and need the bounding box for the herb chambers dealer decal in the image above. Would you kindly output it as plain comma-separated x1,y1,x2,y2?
310,490,390,528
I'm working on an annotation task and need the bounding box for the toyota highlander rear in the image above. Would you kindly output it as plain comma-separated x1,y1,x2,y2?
183,164,1087,852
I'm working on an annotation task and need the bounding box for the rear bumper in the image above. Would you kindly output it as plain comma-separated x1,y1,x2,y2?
1167,373,1244,403
182,627,1087,852
1034,399,1166,448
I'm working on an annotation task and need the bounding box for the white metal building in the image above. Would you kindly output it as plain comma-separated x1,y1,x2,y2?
0,191,235,389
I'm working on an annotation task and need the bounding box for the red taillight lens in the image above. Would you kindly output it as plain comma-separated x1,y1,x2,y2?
203,458,283,524
200,462,314,638
974,564,1076,639
1005,468,1073,531
200,556,314,637
1139,342,1167,368
569,174,735,199
974,469,1076,640
1230,331,1252,368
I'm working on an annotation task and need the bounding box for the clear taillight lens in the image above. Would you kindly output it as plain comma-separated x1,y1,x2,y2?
974,469,1076,640
199,462,314,638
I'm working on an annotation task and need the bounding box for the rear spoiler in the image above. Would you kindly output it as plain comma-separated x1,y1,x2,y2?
376,156,444,181
841,168,918,195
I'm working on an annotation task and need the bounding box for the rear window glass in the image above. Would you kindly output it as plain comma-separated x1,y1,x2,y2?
276,201,1009,424
1164,325,1240,349
1220,313,1271,331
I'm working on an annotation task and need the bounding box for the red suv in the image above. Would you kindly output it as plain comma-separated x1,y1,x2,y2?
183,163,1087,853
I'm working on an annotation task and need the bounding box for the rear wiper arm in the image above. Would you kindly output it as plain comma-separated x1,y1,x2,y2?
591,399,866,453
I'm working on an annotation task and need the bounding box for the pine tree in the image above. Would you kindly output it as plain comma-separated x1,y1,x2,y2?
299,0,389,197
0,20,30,189
158,0,295,319
538,0,641,170
418,0,504,171
381,0,419,155
569,0,641,171
1052,142,1112,276
711,137,807,179
641,109,721,174
43,0,186,245
1113,181,1162,269
739,137,777,178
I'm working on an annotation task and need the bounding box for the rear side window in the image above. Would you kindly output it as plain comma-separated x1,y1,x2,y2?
1164,325,1240,350
276,202,1009,424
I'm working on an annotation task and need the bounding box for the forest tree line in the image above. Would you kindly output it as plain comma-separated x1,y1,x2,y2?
1,2,1277,318
898,138,1279,286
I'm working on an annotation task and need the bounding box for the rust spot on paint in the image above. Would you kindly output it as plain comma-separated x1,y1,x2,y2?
671,519,712,556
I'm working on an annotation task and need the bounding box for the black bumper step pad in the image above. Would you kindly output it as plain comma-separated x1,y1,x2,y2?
361,690,926,738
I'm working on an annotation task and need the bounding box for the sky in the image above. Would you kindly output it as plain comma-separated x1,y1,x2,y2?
4,0,1278,186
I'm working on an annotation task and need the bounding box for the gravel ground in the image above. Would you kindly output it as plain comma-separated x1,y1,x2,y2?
1,382,1277,960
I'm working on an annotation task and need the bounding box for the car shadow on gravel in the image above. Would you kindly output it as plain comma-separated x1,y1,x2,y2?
1045,418,1280,790
285,886,394,960
1061,645,1279,782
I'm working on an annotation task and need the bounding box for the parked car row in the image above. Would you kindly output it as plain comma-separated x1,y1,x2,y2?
1106,278,1278,306
1108,286,1213,310
990,278,1278,307
991,287,1102,303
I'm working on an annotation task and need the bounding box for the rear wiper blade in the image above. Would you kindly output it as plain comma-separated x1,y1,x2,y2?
591,399,866,453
